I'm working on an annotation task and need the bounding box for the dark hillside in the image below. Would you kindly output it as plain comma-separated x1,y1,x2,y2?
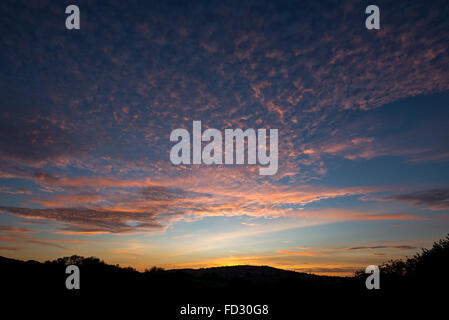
2,235,448,317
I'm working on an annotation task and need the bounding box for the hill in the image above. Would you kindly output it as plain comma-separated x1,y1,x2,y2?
1,234,448,317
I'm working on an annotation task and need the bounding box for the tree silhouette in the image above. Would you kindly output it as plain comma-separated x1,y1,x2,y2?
355,234,449,291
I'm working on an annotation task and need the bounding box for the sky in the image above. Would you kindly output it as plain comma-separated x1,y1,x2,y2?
1,0,449,276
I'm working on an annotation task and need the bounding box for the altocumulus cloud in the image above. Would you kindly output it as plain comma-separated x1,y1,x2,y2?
384,188,449,210
0,207,164,234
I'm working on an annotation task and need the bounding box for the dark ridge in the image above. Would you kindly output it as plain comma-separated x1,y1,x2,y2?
1,235,448,317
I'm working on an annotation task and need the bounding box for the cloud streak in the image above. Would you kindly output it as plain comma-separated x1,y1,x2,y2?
384,188,449,210
0,207,163,234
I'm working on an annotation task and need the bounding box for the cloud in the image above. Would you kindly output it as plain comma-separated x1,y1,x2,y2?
384,188,449,210
0,233,67,250
346,245,417,251
0,207,163,234
0,225,33,233
171,234,193,240
293,266,360,275
275,244,419,260
0,182,429,237
0,0,448,177
409,152,449,163
277,250,321,256
23,239,68,250
0,187,32,195
0,0,448,268
279,244,418,255
0,246,22,251
0,116,89,166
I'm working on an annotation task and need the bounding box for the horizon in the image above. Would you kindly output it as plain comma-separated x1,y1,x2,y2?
1,0,449,278
0,235,439,277
2,253,362,276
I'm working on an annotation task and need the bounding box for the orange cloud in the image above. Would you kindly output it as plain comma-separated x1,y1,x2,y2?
277,250,321,256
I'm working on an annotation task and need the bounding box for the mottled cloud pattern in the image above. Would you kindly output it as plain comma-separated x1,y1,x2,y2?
0,0,448,274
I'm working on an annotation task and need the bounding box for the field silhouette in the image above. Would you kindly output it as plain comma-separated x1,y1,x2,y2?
2,235,448,317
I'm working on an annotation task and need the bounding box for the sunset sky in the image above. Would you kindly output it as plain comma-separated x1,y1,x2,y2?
1,0,449,276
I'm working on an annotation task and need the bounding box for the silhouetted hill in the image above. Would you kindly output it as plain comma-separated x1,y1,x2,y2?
2,235,448,317
169,265,328,281
0,255,358,317
0,256,349,294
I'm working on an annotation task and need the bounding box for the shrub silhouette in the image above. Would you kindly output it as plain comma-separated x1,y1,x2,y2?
2,234,448,315
355,234,449,291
